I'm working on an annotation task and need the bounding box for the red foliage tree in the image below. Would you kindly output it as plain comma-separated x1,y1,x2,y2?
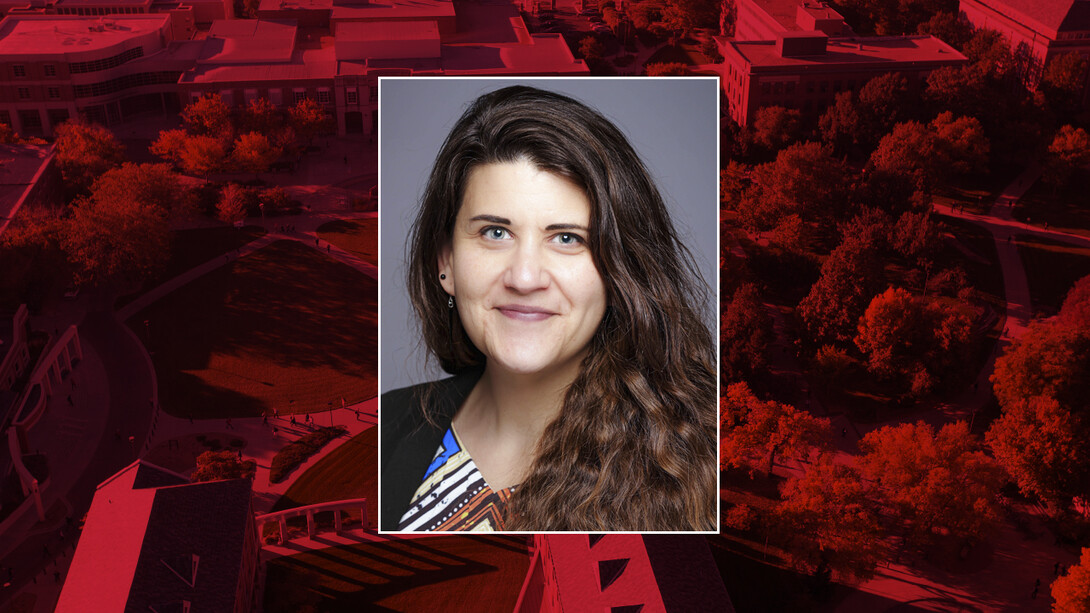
775,459,884,582
1052,547,1090,613
720,283,771,384
54,119,125,197
858,421,1004,547
720,382,831,476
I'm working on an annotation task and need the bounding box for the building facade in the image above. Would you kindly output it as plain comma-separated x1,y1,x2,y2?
960,0,1090,100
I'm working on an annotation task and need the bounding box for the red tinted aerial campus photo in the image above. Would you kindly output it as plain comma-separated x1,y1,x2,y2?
1,0,1090,611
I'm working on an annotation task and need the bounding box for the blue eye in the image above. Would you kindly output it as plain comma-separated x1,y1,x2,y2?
481,226,510,240
554,233,584,246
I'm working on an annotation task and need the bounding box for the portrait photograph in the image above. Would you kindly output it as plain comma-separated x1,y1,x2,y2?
377,77,720,533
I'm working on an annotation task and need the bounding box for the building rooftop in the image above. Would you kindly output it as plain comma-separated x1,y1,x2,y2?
182,43,336,82
57,461,253,613
726,34,966,68
199,19,297,63
749,0,841,31
328,0,455,21
334,18,436,43
441,33,587,74
52,0,152,7
966,0,1090,37
0,14,169,55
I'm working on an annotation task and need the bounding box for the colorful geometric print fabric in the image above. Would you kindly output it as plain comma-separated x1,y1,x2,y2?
397,427,514,532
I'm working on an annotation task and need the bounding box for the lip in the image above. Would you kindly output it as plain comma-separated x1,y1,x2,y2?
496,304,557,322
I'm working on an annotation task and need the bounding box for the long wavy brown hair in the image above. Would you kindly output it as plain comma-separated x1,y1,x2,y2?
406,85,716,531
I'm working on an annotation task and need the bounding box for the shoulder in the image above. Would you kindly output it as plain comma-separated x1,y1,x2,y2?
381,366,483,425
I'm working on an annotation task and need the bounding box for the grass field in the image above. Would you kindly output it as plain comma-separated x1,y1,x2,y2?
1015,234,1090,316
1012,173,1090,237
117,225,266,308
317,218,377,266
263,535,530,612
272,427,377,525
130,239,377,418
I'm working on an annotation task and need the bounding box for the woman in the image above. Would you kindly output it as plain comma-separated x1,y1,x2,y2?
381,85,716,532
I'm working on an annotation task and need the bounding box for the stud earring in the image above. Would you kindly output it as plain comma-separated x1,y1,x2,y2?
440,274,446,280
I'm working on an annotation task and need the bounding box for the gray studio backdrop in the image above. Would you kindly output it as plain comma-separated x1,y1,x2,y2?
378,77,719,393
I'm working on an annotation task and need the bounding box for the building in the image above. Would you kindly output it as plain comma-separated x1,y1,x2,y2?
734,0,853,41
56,460,259,613
514,533,734,613
0,14,189,136
960,0,1090,98
719,31,967,126
180,1,587,137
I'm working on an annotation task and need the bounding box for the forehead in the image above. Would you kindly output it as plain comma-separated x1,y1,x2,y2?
458,161,591,223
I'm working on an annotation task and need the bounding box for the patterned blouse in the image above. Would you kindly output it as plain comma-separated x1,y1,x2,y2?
397,427,515,532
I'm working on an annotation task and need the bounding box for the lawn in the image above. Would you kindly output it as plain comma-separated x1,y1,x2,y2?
263,535,530,612
116,225,266,308
1013,172,1090,237
1014,234,1090,316
129,239,377,418
316,218,377,266
272,427,377,527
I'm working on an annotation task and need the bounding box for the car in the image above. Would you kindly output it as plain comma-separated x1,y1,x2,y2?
592,23,611,33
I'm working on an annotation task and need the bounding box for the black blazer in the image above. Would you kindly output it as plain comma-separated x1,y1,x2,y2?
379,367,483,531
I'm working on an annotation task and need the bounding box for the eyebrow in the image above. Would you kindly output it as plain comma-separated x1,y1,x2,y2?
468,215,588,232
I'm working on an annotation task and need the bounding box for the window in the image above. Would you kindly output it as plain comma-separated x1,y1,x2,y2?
19,109,41,130
17,87,30,99
760,82,770,95
806,81,815,93
44,64,56,77
819,81,828,93
13,65,26,77
317,88,330,104
785,81,796,94
69,47,144,74
773,82,783,94
346,88,358,104
48,87,60,99
293,89,306,104
270,89,283,105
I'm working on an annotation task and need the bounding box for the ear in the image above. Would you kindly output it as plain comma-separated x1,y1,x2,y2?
438,244,454,296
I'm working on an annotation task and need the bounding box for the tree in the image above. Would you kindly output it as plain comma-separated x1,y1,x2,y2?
720,283,771,384
929,111,989,175
916,11,972,49
739,142,853,233
288,98,332,147
579,35,605,61
178,135,228,175
720,160,750,210
90,163,194,220
182,94,233,139
661,0,720,35
232,132,280,176
1041,52,1088,119
720,382,831,476
241,97,281,135
854,288,975,397
775,459,884,582
645,62,689,76
990,320,1090,414
750,106,802,152
1059,274,1090,326
0,122,15,144
856,72,912,146
869,114,988,191
1042,125,1090,191
150,128,189,166
192,450,255,482
61,194,170,287
0,206,68,309
630,1,663,30
890,209,940,264
986,395,1090,506
798,230,885,345
858,421,1004,547
53,119,125,197
1052,548,1090,613
217,183,249,224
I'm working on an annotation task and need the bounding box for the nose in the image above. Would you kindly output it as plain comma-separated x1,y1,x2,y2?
503,242,550,293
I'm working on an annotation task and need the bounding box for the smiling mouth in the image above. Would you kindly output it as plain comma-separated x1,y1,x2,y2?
496,305,556,321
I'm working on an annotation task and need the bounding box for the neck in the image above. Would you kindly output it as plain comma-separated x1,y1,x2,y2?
465,359,582,444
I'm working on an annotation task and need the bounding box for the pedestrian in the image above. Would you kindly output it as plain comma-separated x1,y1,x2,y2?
1044,222,1049,230
273,426,279,436
67,394,73,406
263,413,268,426
327,244,330,252
290,415,297,426
315,237,319,247
226,417,233,430
237,449,242,461
1007,235,1012,243
354,408,360,421
54,571,60,584
1055,561,1061,576
343,155,348,165
273,407,279,419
